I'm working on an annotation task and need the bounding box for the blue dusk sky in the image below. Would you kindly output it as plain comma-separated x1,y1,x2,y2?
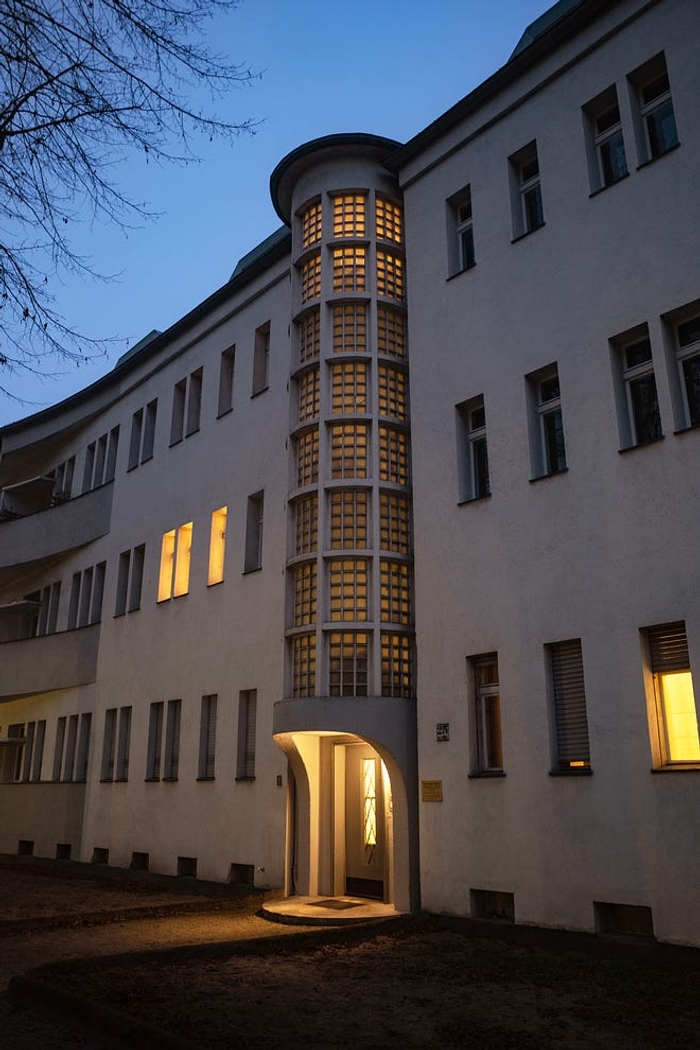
1,0,551,425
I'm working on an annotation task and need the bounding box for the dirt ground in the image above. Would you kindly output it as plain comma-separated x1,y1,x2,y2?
3,860,700,1050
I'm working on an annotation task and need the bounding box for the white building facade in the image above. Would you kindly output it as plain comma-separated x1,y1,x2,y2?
1,0,698,945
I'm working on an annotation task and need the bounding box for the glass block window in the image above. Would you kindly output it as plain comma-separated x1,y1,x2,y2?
293,561,317,626
380,560,411,624
329,558,369,622
377,305,406,358
376,196,403,243
333,246,366,293
331,361,368,415
301,199,322,249
379,426,409,484
301,254,322,302
331,422,368,479
298,309,321,362
381,633,413,697
378,365,407,421
328,631,369,696
296,428,319,488
298,367,320,423
292,633,316,698
379,493,411,554
330,490,369,549
333,194,366,238
376,250,404,301
332,302,367,353
295,494,318,555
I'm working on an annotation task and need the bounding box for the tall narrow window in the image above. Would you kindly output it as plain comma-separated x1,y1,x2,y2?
645,622,699,765
115,707,132,780
252,323,271,394
333,194,365,238
129,409,144,470
331,423,368,479
298,368,321,422
329,559,368,622
301,199,322,249
471,654,503,773
510,141,544,237
244,491,264,572
548,639,591,772
296,428,319,487
218,345,236,416
129,544,145,612
293,561,317,626
102,708,117,780
527,365,567,478
170,378,186,445
198,694,217,779
298,309,321,362
611,331,662,447
378,426,408,485
584,87,627,191
332,303,367,354
208,506,227,586
380,633,412,698
674,314,700,429
185,368,203,437
294,493,318,555
333,247,366,293
292,634,316,698
375,197,402,243
457,396,490,500
330,490,368,550
236,690,257,779
31,721,46,782
53,718,66,781
105,427,119,482
377,306,406,359
379,493,411,554
62,714,79,781
447,186,475,275
376,250,404,301
379,560,411,624
630,53,678,162
300,256,322,303
142,400,158,461
163,699,182,780
331,362,368,415
329,632,368,696
146,701,164,780
377,365,407,421
158,524,193,600
75,713,92,782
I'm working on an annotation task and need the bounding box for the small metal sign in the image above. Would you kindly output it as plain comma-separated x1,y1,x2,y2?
436,722,450,742
421,780,443,802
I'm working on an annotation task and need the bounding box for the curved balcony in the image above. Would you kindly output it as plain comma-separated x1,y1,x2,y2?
0,483,113,571
0,624,100,701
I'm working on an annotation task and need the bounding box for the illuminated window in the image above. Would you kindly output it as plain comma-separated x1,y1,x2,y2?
298,368,320,423
630,53,678,163
645,621,700,764
293,561,317,626
253,323,270,395
332,302,367,354
300,254,322,303
362,757,377,854
380,560,411,624
330,490,368,549
298,308,321,362
292,633,315,698
331,423,368,479
244,492,264,572
526,364,567,478
456,396,490,500
377,305,406,358
333,194,365,238
378,365,407,421
376,250,404,301
379,426,409,485
380,632,412,697
470,654,503,773
158,522,193,601
296,428,319,488
329,559,368,622
331,362,368,415
198,694,217,779
328,631,368,696
208,506,227,586
295,493,318,555
610,330,662,448
379,492,411,554
333,246,366,293
236,690,257,778
547,639,591,772
301,199,322,249
375,196,403,243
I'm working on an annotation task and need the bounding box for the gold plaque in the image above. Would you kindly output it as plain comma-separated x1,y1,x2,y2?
421,780,443,802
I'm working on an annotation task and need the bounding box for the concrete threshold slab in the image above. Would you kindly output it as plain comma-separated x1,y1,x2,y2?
261,895,400,926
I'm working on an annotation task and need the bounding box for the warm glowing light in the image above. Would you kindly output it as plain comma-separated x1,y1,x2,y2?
157,529,176,602
569,760,588,768
173,522,193,597
362,758,377,848
207,507,227,586
661,671,700,761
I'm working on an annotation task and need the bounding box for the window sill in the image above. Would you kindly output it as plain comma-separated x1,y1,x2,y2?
588,171,630,198
549,767,593,776
162,776,179,782
251,386,269,399
618,435,664,453
447,262,476,282
529,467,568,483
651,764,700,773
468,770,505,779
673,422,700,436
458,492,491,506
217,407,233,420
196,776,215,782
636,140,681,170
511,221,546,245
144,777,160,783
235,775,256,782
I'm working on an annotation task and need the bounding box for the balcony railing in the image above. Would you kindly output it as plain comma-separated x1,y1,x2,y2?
0,624,100,701
0,483,113,570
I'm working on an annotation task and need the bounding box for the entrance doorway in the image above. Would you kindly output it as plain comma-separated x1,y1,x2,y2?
342,742,385,900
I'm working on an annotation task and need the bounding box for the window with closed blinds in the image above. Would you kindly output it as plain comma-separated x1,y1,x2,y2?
163,699,181,780
645,621,700,763
237,690,257,779
648,621,690,671
548,639,591,771
199,694,217,779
